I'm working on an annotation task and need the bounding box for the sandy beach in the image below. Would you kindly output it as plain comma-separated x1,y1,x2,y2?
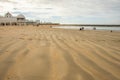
0,26,120,80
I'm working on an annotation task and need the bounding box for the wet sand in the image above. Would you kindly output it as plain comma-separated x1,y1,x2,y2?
0,26,120,80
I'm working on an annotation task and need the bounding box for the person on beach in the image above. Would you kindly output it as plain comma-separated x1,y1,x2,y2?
80,28,82,30
79,27,84,31
82,27,84,30
93,27,96,30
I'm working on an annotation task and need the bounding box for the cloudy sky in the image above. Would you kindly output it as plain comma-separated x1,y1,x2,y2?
0,0,120,24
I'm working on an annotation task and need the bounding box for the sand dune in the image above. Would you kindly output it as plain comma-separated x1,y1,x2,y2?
0,26,120,80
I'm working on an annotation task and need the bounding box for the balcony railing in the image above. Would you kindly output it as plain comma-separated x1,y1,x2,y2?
17,20,25,22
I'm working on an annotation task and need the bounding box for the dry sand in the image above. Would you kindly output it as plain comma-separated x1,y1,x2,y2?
0,26,120,80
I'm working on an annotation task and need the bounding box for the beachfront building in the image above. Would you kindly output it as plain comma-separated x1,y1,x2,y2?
0,12,60,26
0,12,26,26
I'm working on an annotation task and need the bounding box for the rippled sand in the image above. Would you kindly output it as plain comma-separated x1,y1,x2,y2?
0,26,120,80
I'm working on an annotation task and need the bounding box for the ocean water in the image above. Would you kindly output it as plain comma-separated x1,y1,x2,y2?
53,26,120,31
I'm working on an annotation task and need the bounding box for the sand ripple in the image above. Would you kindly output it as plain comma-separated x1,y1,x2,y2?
0,26,120,80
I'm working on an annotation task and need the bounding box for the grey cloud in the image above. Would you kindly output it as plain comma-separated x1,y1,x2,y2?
0,0,120,23
0,0,18,3
0,0,9,2
28,0,120,16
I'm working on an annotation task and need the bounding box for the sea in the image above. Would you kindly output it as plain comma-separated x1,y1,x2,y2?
53,26,120,31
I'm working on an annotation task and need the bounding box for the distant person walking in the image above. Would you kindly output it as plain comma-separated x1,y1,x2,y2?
79,28,82,30
93,27,96,30
82,27,84,30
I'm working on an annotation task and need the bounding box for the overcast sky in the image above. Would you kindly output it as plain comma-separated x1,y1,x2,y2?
0,0,120,24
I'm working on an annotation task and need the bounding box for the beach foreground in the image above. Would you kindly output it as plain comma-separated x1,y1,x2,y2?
0,26,120,80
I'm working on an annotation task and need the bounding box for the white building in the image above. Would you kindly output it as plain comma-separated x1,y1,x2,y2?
0,12,26,26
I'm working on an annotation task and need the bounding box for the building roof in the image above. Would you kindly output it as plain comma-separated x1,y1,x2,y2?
5,12,13,17
17,14,25,18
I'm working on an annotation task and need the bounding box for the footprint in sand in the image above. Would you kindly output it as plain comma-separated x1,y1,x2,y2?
75,40,78,42
28,38,33,41
19,37,25,40
6,73,20,80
